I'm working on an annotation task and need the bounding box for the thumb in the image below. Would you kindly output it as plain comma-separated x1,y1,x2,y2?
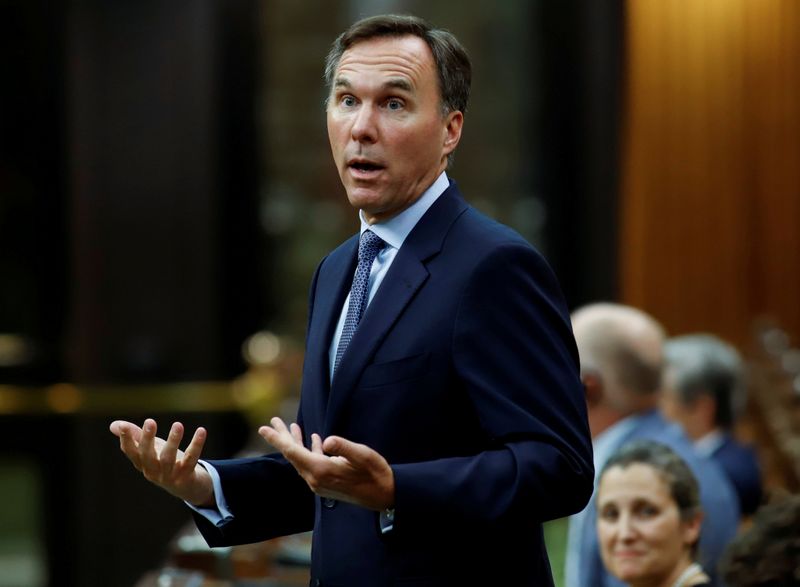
110,420,143,442
323,436,368,464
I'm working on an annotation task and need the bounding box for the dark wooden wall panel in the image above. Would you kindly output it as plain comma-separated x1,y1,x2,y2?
620,0,800,345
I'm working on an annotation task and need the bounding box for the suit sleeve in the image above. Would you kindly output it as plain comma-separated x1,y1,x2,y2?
391,243,594,530
192,454,315,546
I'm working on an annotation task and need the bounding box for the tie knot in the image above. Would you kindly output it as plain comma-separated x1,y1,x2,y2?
359,230,385,262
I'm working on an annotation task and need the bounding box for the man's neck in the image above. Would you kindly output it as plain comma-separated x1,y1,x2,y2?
589,396,659,438
357,171,449,240
588,404,623,439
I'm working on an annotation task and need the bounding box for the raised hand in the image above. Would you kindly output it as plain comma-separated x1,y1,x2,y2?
259,417,395,511
110,418,214,507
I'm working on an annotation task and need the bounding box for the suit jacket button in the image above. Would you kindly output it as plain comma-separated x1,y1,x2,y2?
322,497,336,508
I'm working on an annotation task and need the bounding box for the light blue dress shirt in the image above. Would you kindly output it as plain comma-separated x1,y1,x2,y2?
328,171,449,379
189,171,451,528
693,429,725,458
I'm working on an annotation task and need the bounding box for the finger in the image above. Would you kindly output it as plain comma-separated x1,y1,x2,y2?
159,422,184,474
260,425,315,472
290,422,304,445
270,417,290,434
323,436,371,466
111,420,144,443
259,419,292,448
311,433,324,455
181,427,207,471
118,424,143,469
138,419,159,472
110,420,127,437
260,425,297,456
258,425,278,446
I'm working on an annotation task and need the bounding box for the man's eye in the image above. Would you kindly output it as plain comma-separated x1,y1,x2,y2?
387,99,403,110
341,96,356,107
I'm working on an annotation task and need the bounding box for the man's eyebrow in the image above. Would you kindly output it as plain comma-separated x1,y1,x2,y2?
332,77,414,93
384,78,413,93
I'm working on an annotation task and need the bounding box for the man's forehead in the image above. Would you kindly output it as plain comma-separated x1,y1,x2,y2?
334,35,434,83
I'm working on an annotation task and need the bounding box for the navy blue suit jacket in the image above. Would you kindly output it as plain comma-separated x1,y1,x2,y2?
194,182,594,586
712,434,763,516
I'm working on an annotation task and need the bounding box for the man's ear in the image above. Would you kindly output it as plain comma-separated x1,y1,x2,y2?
582,371,604,407
442,110,463,157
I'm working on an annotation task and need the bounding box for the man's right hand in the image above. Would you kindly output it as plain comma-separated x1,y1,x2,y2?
109,418,214,507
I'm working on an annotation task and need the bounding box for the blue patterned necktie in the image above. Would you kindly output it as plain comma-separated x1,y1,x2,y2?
334,229,385,374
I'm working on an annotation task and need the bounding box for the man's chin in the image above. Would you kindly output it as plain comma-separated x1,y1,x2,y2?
346,190,384,212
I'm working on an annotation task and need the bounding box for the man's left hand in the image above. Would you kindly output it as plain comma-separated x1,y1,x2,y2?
259,417,395,511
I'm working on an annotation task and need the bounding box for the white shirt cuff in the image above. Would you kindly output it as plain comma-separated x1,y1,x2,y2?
184,460,234,527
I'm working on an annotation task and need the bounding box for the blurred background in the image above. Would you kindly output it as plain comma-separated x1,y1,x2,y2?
0,0,798,585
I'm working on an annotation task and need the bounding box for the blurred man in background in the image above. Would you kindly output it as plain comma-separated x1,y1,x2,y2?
661,333,763,517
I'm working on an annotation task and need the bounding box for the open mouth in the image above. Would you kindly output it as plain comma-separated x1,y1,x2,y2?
348,160,385,173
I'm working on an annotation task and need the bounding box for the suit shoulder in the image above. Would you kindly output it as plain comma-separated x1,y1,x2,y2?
714,437,761,472
445,206,553,275
453,206,533,248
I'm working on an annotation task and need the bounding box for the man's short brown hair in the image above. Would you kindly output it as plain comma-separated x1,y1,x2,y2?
324,14,471,116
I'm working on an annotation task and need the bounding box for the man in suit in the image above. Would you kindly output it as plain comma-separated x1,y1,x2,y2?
661,333,764,517
110,14,594,586
564,303,740,587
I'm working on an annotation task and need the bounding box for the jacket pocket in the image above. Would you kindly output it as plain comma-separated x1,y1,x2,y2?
359,352,430,388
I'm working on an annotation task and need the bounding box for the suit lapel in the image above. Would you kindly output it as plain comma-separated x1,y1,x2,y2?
323,182,469,435
324,251,429,434
304,236,358,428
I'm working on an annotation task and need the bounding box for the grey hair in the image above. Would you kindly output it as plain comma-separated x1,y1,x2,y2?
665,334,745,429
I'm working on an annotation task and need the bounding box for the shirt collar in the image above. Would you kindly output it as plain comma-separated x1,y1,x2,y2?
694,429,725,457
358,171,449,250
592,414,644,478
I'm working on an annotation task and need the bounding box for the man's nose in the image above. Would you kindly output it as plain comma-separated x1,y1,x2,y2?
351,104,378,143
